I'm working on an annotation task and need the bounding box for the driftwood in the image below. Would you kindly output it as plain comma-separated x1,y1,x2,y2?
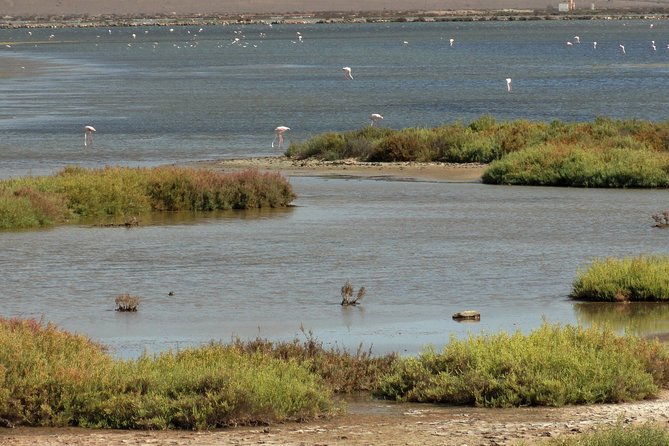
452,310,480,321
341,281,366,306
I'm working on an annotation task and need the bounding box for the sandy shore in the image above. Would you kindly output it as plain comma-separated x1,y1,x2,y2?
194,156,487,183
3,391,669,446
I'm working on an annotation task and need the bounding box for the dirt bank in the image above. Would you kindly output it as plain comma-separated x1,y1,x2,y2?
194,156,487,183
3,391,669,445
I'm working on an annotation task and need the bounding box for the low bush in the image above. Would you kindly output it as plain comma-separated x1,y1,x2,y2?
0,166,296,230
0,318,332,429
230,331,397,393
570,256,669,302
375,323,669,407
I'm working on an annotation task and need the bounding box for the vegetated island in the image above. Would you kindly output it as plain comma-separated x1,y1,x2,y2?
571,255,669,302
2,316,669,446
244,115,669,188
0,165,295,230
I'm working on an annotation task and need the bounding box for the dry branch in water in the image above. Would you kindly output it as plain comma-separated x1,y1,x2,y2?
341,281,366,306
652,211,669,228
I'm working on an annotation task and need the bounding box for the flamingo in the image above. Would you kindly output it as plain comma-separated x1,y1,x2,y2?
342,66,353,80
449,38,455,47
506,78,512,92
84,125,96,148
619,44,626,54
573,35,580,44
272,126,290,149
370,114,384,126
593,41,597,49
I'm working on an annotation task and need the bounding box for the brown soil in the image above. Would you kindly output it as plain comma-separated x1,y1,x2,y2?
3,392,669,446
193,156,487,183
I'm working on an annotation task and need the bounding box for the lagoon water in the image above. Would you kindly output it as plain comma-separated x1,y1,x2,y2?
1,20,669,357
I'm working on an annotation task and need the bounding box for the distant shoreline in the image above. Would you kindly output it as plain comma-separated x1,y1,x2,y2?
2,9,669,29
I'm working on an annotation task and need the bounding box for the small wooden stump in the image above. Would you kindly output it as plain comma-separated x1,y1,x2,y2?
452,310,480,321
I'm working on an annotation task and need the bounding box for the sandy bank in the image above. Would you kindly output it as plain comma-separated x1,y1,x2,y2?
195,156,487,183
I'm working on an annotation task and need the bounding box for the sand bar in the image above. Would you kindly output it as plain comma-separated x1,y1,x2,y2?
195,156,487,183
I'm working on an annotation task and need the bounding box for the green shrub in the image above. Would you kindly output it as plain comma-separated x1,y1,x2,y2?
570,256,669,302
287,116,669,188
0,318,332,429
375,323,668,407
0,167,296,230
230,332,397,393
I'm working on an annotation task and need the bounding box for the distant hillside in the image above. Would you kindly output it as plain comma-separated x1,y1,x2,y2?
3,0,669,17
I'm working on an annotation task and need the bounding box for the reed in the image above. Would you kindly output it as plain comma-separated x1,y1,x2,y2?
0,317,332,429
0,166,296,230
375,322,669,407
543,422,669,446
570,256,669,302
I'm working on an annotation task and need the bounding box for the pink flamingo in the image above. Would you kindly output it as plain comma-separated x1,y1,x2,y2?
272,126,290,149
84,125,96,147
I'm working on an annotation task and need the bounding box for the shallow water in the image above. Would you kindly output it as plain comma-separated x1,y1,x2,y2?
1,20,669,177
2,20,669,358
2,176,667,358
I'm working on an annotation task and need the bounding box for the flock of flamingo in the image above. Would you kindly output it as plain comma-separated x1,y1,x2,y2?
16,25,653,149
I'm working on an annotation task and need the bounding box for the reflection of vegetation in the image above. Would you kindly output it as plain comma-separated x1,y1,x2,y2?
570,256,669,302
574,302,669,337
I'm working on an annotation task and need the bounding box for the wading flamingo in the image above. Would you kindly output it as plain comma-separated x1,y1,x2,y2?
342,66,353,80
272,126,290,149
370,114,384,126
506,78,512,92
84,125,96,148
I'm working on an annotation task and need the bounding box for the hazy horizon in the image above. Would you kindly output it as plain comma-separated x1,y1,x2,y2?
2,0,668,16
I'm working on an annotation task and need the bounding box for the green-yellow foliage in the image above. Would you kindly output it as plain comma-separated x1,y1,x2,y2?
544,423,669,446
0,166,296,230
375,323,669,407
571,256,669,302
0,318,331,429
287,115,669,188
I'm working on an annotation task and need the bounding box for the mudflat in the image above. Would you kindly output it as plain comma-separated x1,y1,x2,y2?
3,391,669,445
195,156,487,183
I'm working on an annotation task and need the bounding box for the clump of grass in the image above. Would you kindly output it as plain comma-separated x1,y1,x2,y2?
375,322,669,407
543,422,669,446
570,256,669,302
115,293,140,312
340,280,366,306
0,317,332,429
0,166,296,230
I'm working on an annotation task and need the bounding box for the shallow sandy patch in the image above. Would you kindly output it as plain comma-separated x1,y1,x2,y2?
194,156,487,183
